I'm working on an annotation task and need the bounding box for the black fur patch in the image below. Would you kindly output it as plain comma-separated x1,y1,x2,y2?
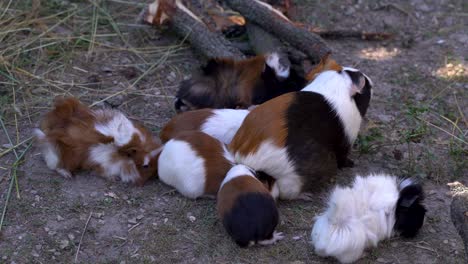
285,92,351,192
222,192,278,247
256,171,276,191
344,70,372,117
394,183,426,238
252,65,306,105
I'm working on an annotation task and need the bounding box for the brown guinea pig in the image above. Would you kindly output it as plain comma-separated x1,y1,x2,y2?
174,52,306,112
229,67,373,199
34,97,162,185
160,108,250,145
217,164,283,247
157,131,234,199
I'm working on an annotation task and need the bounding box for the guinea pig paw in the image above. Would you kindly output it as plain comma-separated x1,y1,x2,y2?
258,231,284,246
56,168,72,179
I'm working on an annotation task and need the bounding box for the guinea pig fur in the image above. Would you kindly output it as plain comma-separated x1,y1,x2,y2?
160,108,249,144
217,164,283,247
34,97,162,185
174,52,306,112
311,174,426,263
229,67,373,199
157,131,234,199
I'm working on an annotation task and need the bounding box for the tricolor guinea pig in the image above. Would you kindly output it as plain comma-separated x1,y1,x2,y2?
311,174,426,263
217,164,283,247
34,97,162,185
229,67,373,199
160,108,250,144
174,52,306,112
157,131,234,198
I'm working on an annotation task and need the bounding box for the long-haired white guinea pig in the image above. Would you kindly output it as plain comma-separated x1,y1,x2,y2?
311,173,426,263
217,164,283,247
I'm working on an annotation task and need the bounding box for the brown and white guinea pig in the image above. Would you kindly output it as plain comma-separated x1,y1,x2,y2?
33,97,162,186
160,108,250,145
311,174,426,263
229,66,373,199
217,164,283,247
157,131,235,199
174,52,307,112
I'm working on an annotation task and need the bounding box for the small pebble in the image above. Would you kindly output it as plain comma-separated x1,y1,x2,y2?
68,234,75,241
31,250,39,258
443,240,448,244
188,215,196,222
376,258,386,263
35,245,42,250
57,215,64,221
136,214,144,220
44,227,50,232
429,227,436,233
59,240,69,249
164,218,168,224
48,231,57,236
128,218,137,224
292,236,301,240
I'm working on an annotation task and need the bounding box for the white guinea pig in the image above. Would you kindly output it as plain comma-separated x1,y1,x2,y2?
311,173,426,263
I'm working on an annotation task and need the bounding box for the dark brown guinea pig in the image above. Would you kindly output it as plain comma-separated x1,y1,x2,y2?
217,164,283,247
229,67,373,200
174,52,306,112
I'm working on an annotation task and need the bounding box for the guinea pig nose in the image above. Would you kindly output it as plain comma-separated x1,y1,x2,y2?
143,164,149,168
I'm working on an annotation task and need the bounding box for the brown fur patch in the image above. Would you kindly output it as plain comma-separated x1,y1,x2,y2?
305,53,343,81
173,131,233,195
217,175,269,218
159,109,214,143
229,93,294,156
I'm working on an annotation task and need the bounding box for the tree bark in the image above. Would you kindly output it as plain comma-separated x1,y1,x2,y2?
451,191,468,259
225,0,330,62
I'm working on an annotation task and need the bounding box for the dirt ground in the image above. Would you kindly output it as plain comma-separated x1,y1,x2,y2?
0,0,467,263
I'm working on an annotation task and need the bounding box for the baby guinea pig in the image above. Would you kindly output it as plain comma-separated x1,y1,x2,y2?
229,67,373,199
157,131,234,199
160,108,250,145
174,52,306,112
34,97,162,185
217,164,283,247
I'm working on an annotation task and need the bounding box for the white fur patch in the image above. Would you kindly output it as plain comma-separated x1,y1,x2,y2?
311,173,399,263
157,139,206,199
93,109,138,146
233,140,302,200
34,129,60,170
266,52,290,79
89,144,139,183
258,231,284,246
220,164,256,188
201,109,250,145
301,70,363,144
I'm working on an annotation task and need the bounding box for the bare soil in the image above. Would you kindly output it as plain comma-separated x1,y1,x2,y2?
0,0,466,263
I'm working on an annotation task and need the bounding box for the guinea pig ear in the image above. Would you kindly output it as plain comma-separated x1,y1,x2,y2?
398,179,424,207
344,69,367,96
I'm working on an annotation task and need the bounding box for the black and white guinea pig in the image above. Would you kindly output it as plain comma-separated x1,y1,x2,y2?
157,131,234,199
217,164,283,247
174,52,306,112
311,174,426,263
160,108,250,145
229,67,373,199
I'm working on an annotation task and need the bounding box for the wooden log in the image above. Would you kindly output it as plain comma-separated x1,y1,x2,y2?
225,0,331,62
143,0,245,59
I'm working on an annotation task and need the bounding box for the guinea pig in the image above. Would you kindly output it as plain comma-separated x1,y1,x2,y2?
157,131,234,199
311,174,426,263
34,97,162,185
305,53,342,82
174,52,306,112
229,67,373,199
217,164,283,247
160,108,250,144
